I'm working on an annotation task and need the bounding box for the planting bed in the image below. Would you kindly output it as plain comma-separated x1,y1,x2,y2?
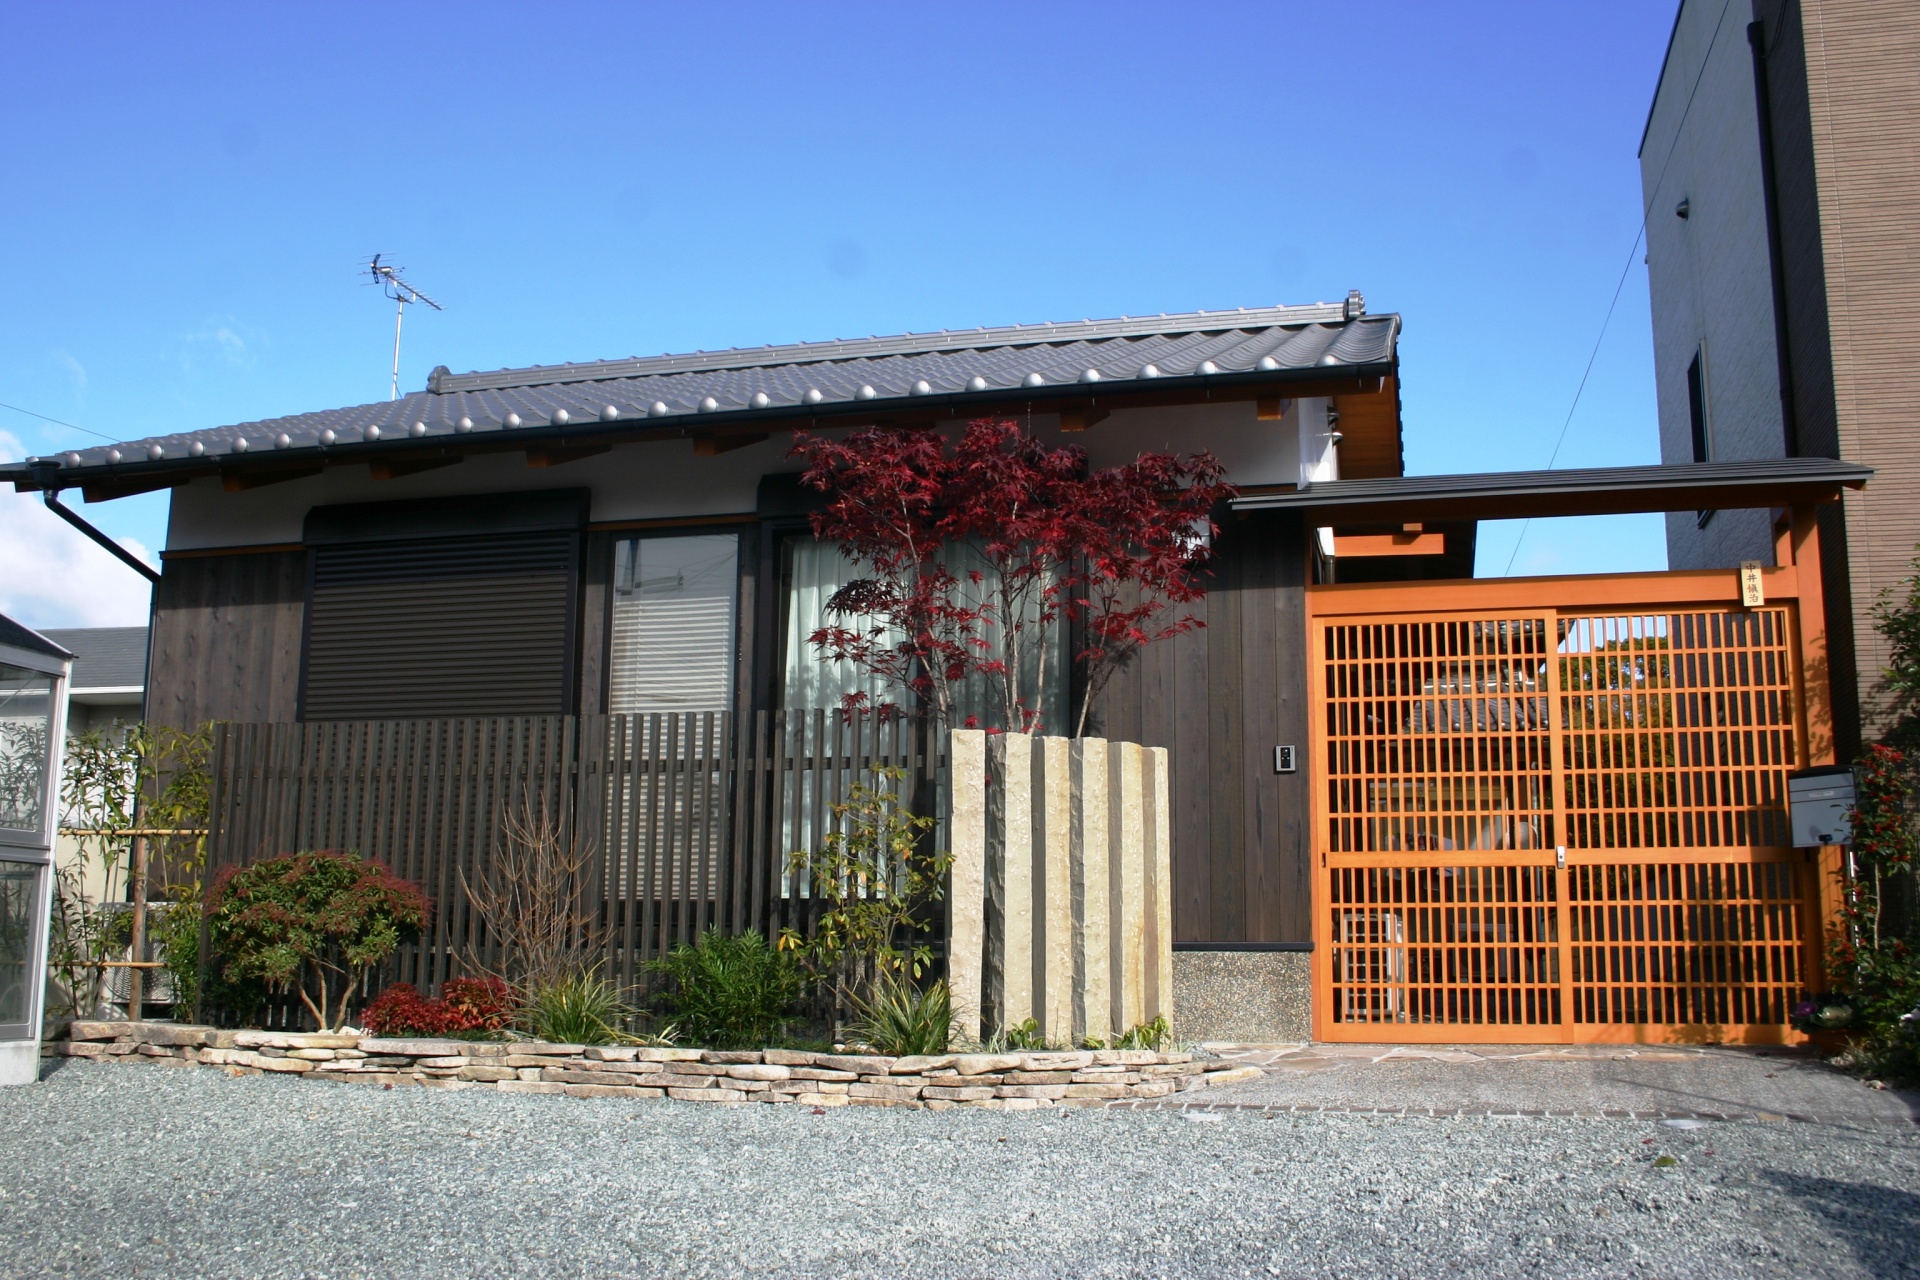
47,1021,1259,1109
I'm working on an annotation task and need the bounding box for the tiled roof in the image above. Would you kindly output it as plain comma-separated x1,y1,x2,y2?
37,627,146,691
6,298,1396,488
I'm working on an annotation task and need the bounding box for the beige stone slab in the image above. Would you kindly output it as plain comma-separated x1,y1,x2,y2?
66,1021,123,1042
564,1083,641,1099
1061,1083,1132,1099
996,1084,1069,1100
1145,745,1174,1027
673,1087,747,1103
1003,1071,1074,1084
1035,735,1075,1045
794,1093,848,1107
458,1065,519,1083
763,1048,814,1066
701,1050,764,1064
725,1063,790,1081
790,1067,858,1082
1109,740,1148,1035
954,1053,1021,1076
849,1082,923,1101
1071,737,1111,1045
1020,1050,1093,1072
497,1081,567,1095
948,728,988,1044
922,1085,997,1102
990,731,1036,1031
585,1046,639,1062
889,1054,955,1074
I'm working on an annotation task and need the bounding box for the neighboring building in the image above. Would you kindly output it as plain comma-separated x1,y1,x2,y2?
39,627,146,736
1640,0,1920,753
1,300,1869,1045
36,627,147,907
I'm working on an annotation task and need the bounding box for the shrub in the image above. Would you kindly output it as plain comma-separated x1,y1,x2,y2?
207,850,429,1030
650,927,802,1048
781,769,948,1022
523,968,633,1045
363,977,514,1038
852,973,954,1056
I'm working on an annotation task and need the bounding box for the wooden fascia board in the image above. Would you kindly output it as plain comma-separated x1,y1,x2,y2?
1332,532,1446,557
1305,564,1802,618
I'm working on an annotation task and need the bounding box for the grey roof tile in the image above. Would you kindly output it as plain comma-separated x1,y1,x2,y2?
6,300,1396,486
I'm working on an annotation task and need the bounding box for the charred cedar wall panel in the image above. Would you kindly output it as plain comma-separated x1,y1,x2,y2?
146,550,306,729
577,531,615,716
301,532,579,720
1087,513,1310,945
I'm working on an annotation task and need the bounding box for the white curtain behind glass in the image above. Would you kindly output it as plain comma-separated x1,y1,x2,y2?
781,537,1066,732
609,534,739,714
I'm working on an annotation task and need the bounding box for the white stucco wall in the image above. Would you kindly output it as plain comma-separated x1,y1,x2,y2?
164,400,1297,551
1641,0,1787,570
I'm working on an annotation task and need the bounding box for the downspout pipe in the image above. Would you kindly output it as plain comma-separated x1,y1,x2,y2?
23,460,161,584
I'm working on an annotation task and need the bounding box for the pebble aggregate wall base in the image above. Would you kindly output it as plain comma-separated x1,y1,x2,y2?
47,1022,1261,1110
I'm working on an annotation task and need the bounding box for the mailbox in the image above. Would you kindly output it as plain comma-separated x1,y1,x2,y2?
1788,766,1855,848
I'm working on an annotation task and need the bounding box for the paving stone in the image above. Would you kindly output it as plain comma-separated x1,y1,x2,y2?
955,1054,1022,1076
674,1087,748,1103
850,1082,924,1101
996,1084,1069,1100
790,1067,857,1082
65,1021,123,1042
890,1055,956,1074
792,1093,848,1107
584,1046,638,1062
701,1050,764,1064
922,1085,998,1102
496,1081,567,1095
458,1066,519,1083
725,1063,790,1081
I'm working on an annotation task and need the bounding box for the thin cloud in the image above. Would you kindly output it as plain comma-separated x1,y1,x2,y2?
0,429,155,628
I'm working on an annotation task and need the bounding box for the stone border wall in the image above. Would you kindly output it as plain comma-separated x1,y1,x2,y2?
48,1021,1260,1110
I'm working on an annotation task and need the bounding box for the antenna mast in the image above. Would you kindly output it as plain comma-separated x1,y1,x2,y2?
366,254,443,400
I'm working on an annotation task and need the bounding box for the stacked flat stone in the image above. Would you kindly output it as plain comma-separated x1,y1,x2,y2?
51,1022,1261,1109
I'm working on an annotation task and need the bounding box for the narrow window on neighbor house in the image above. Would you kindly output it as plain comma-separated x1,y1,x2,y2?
607,533,740,715
1688,348,1715,528
1687,349,1711,463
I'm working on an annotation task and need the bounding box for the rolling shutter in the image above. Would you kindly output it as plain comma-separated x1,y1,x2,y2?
301,531,579,720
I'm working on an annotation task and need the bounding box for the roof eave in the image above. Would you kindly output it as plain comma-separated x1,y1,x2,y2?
8,360,1397,497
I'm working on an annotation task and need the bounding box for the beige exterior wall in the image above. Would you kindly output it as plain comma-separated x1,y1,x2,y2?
1801,0,1920,733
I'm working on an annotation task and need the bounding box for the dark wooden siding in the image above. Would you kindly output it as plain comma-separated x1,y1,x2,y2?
146,549,307,730
1086,511,1311,945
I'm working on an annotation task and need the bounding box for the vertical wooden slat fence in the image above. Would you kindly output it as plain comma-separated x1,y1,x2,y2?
206,711,946,1020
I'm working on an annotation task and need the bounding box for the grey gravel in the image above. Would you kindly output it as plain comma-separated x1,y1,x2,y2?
2,1059,1917,1279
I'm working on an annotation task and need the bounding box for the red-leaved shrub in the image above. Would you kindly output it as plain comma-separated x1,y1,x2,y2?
362,977,514,1037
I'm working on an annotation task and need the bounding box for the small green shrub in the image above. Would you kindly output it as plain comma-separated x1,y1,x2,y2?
522,968,633,1045
1085,1016,1173,1052
986,1017,1058,1052
852,973,954,1056
649,927,802,1049
207,850,428,1030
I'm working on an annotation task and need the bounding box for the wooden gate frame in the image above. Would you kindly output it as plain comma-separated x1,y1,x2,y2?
1304,509,1841,1044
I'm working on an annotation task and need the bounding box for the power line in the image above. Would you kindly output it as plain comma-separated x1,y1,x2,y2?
0,399,116,443
1500,0,1735,577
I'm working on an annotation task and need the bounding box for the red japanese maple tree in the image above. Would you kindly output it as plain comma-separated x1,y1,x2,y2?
791,418,1233,736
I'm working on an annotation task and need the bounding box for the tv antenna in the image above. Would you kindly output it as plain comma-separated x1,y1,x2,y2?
365,254,442,400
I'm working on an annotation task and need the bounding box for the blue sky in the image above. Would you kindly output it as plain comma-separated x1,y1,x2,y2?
0,1,1679,628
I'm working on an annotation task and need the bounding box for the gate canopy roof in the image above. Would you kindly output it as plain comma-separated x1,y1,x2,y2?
1232,457,1871,522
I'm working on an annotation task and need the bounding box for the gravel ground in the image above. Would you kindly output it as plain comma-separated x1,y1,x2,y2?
2,1059,1917,1280
1203,1044,1920,1124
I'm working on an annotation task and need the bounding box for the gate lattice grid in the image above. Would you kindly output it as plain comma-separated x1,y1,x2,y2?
1312,601,1816,1043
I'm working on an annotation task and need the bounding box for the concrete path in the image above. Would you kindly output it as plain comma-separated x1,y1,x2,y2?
1195,1042,1920,1126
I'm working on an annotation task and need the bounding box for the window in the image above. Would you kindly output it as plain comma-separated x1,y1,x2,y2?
780,536,1067,732
1686,349,1711,463
608,534,740,714
1688,349,1715,528
0,860,39,1033
0,665,53,834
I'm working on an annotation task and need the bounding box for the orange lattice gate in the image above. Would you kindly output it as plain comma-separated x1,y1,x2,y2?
1308,573,1827,1045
